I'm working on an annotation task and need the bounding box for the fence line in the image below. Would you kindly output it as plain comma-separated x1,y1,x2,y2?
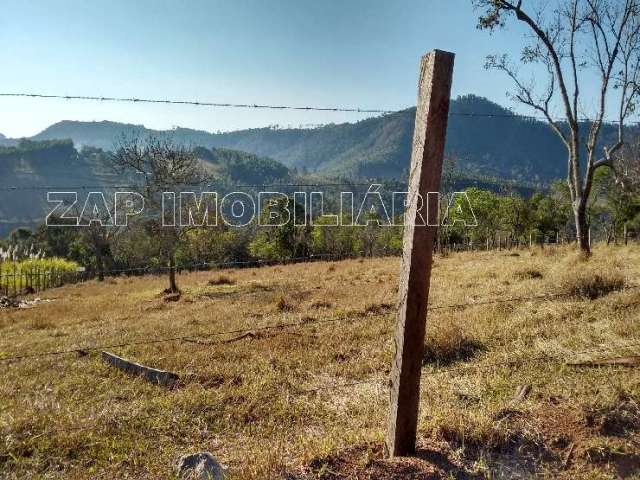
0,181,378,192
5,230,640,298
2,232,639,298
0,253,367,298
8,335,640,444
0,266,82,298
2,284,638,364
1,91,634,124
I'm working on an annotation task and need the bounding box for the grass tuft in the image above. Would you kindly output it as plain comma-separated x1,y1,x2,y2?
363,302,394,315
208,274,236,286
423,324,484,366
514,268,544,280
311,300,333,309
275,295,295,311
559,271,626,300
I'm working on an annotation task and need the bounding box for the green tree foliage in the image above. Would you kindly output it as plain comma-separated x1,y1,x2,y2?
15,180,640,276
249,197,312,260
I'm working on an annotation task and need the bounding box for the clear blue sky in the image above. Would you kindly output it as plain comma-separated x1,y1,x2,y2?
0,0,567,138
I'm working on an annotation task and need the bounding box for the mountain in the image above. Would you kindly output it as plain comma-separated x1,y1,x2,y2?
0,140,290,236
194,146,291,184
26,95,580,184
0,133,17,147
3,94,614,237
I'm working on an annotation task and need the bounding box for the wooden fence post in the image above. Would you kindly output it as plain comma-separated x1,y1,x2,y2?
386,49,454,458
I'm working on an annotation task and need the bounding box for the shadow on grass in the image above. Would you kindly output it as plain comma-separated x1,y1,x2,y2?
422,335,485,367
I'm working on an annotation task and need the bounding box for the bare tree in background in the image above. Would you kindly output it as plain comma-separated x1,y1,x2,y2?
111,137,209,293
614,135,640,193
475,0,640,254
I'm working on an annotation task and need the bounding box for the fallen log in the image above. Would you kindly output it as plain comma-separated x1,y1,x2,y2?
101,351,179,387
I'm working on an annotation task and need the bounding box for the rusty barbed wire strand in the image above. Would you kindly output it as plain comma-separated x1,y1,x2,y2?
2,286,638,364
0,91,633,123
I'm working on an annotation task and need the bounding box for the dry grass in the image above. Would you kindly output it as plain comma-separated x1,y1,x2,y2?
423,323,484,366
274,294,295,312
558,269,626,300
514,268,544,280
208,274,236,286
1,245,640,479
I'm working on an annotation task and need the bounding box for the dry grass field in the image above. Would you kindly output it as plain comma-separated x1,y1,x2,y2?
1,245,640,479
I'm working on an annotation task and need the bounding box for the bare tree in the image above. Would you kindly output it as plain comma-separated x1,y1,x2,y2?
111,136,209,293
475,0,640,253
614,134,640,192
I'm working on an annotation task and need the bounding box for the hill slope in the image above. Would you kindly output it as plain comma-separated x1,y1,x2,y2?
0,140,290,236
26,95,579,183
2,248,639,479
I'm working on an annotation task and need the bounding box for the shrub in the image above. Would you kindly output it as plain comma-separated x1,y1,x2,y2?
208,275,236,286
559,272,626,300
275,295,295,312
423,324,483,366
311,300,333,309
514,269,543,280
363,302,394,315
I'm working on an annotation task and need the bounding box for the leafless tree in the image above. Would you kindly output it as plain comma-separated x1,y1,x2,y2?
614,134,640,192
475,0,640,253
111,136,209,293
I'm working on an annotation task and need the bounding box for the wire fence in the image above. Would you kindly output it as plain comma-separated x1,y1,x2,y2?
1,91,637,125
2,282,639,364
7,321,640,443
3,85,640,470
0,253,363,298
2,229,639,299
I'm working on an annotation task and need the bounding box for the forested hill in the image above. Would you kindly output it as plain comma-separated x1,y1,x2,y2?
0,140,291,236
22,95,588,184
0,133,16,147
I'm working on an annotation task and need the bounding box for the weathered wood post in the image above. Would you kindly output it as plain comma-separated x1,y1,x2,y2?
386,49,454,457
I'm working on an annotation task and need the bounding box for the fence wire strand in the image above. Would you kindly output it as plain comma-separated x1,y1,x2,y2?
1,91,635,124
2,285,639,364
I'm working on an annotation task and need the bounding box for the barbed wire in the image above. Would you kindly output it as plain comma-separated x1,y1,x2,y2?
7,335,640,444
0,253,364,278
0,92,395,114
0,91,635,124
0,308,392,363
2,283,638,364
0,181,377,192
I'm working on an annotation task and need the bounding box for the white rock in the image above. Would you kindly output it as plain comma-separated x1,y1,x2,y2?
176,452,228,480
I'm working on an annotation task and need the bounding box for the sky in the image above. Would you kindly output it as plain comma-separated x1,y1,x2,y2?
0,0,596,138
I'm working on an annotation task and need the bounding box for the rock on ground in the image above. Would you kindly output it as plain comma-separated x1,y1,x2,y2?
176,452,227,480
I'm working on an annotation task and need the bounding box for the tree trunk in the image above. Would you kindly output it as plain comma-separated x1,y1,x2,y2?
96,249,105,282
574,202,591,255
168,253,178,293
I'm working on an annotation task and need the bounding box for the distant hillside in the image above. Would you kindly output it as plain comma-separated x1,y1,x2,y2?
24,95,583,184
0,133,17,147
0,140,290,236
195,146,290,185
